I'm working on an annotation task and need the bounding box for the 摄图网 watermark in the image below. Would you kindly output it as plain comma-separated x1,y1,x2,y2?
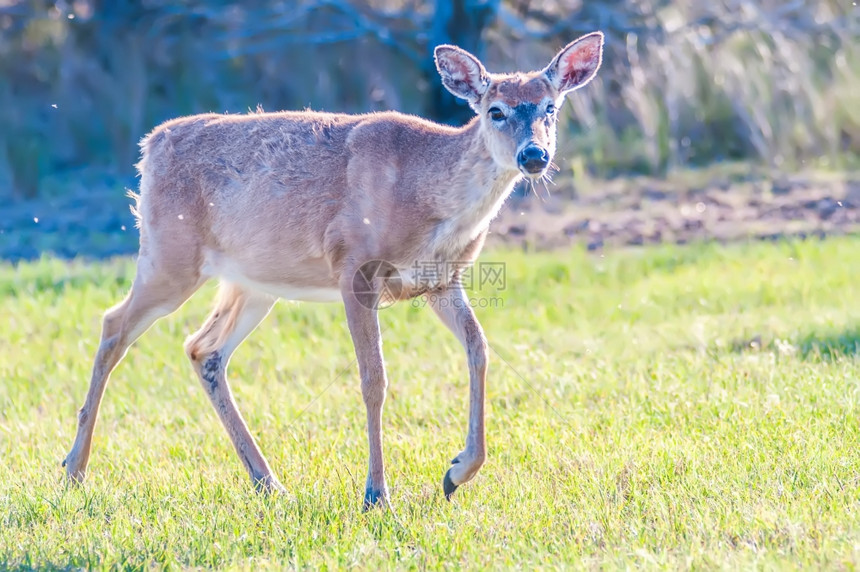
352,259,508,310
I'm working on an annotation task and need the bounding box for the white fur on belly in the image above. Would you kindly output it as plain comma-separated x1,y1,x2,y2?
203,251,342,302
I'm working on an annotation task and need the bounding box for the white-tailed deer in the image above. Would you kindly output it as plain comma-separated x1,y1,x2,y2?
63,33,604,508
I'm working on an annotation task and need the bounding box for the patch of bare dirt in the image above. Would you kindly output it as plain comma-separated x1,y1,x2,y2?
489,172,860,250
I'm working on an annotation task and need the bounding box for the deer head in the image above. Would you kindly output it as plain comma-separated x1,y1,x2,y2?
434,32,604,179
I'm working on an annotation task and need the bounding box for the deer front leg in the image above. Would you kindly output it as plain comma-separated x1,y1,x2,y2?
341,271,390,510
429,286,488,500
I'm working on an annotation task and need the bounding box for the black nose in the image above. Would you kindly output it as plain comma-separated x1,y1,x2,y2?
517,145,549,174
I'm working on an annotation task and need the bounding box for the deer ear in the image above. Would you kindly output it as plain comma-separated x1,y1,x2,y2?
434,45,490,110
544,32,604,95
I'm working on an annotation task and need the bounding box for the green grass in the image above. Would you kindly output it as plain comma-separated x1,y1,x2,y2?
1,237,859,570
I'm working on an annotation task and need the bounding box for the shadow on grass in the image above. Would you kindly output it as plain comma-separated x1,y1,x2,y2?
731,327,860,361
0,560,87,572
796,327,860,361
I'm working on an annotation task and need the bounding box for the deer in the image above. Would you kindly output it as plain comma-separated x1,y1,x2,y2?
62,32,604,509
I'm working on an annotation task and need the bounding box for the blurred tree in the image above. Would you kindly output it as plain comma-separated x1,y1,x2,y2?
424,0,499,125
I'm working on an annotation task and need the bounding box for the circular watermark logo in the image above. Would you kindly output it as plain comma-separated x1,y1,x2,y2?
351,260,404,310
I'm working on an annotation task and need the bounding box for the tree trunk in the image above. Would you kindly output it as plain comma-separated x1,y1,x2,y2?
424,0,499,125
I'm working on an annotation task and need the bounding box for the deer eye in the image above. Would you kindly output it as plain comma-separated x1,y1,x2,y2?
546,104,556,115
488,107,506,121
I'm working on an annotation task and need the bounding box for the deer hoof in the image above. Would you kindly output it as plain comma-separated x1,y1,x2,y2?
443,469,458,500
363,487,389,511
253,475,287,495
62,456,87,484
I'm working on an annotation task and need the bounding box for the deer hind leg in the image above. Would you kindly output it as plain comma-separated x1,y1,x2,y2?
429,287,488,501
64,253,204,482
184,282,283,493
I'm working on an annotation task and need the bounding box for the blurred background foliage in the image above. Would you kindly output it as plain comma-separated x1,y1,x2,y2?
0,0,858,200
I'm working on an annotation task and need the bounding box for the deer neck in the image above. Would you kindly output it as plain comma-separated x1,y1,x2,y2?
443,119,522,236
417,120,521,264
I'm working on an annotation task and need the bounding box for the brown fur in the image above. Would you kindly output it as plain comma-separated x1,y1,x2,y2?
486,75,554,106
62,33,605,507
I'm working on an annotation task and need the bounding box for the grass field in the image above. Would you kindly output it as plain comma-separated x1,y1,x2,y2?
1,237,859,569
